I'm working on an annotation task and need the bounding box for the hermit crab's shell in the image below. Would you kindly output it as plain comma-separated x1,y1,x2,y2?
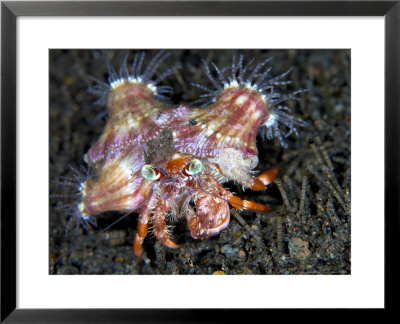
86,84,173,167
86,51,179,168
181,55,307,150
79,145,150,217
169,86,267,160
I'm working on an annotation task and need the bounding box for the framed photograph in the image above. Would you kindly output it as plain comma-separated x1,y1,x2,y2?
1,0,398,321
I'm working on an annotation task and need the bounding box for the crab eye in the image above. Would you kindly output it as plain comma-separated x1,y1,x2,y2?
141,164,160,180
187,159,203,175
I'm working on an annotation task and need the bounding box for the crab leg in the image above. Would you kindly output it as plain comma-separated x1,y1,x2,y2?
153,199,179,249
247,167,279,191
133,189,157,259
133,205,152,259
209,176,271,212
227,194,270,212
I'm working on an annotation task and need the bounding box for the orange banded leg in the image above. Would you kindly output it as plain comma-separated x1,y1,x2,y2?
228,195,270,212
153,200,179,249
247,168,279,191
210,176,271,212
133,207,151,259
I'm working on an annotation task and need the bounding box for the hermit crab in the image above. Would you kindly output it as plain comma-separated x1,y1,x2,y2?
68,51,305,259
132,128,276,257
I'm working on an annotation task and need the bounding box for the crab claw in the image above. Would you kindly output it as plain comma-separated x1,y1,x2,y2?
257,167,279,186
186,190,230,239
246,167,279,191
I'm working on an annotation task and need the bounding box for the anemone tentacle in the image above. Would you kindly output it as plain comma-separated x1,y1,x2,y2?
192,55,307,147
88,51,181,105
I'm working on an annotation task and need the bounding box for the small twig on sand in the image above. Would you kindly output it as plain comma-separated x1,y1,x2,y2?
231,209,262,243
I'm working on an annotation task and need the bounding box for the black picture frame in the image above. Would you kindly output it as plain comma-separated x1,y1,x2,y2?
1,0,398,322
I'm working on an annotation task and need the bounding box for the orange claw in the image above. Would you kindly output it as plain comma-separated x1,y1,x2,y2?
248,178,267,191
246,167,279,191
257,167,279,186
162,238,180,249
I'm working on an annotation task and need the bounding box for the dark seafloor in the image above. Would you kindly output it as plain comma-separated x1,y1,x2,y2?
49,49,351,275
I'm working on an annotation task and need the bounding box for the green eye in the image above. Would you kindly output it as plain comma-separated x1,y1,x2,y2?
187,159,203,175
141,164,160,180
